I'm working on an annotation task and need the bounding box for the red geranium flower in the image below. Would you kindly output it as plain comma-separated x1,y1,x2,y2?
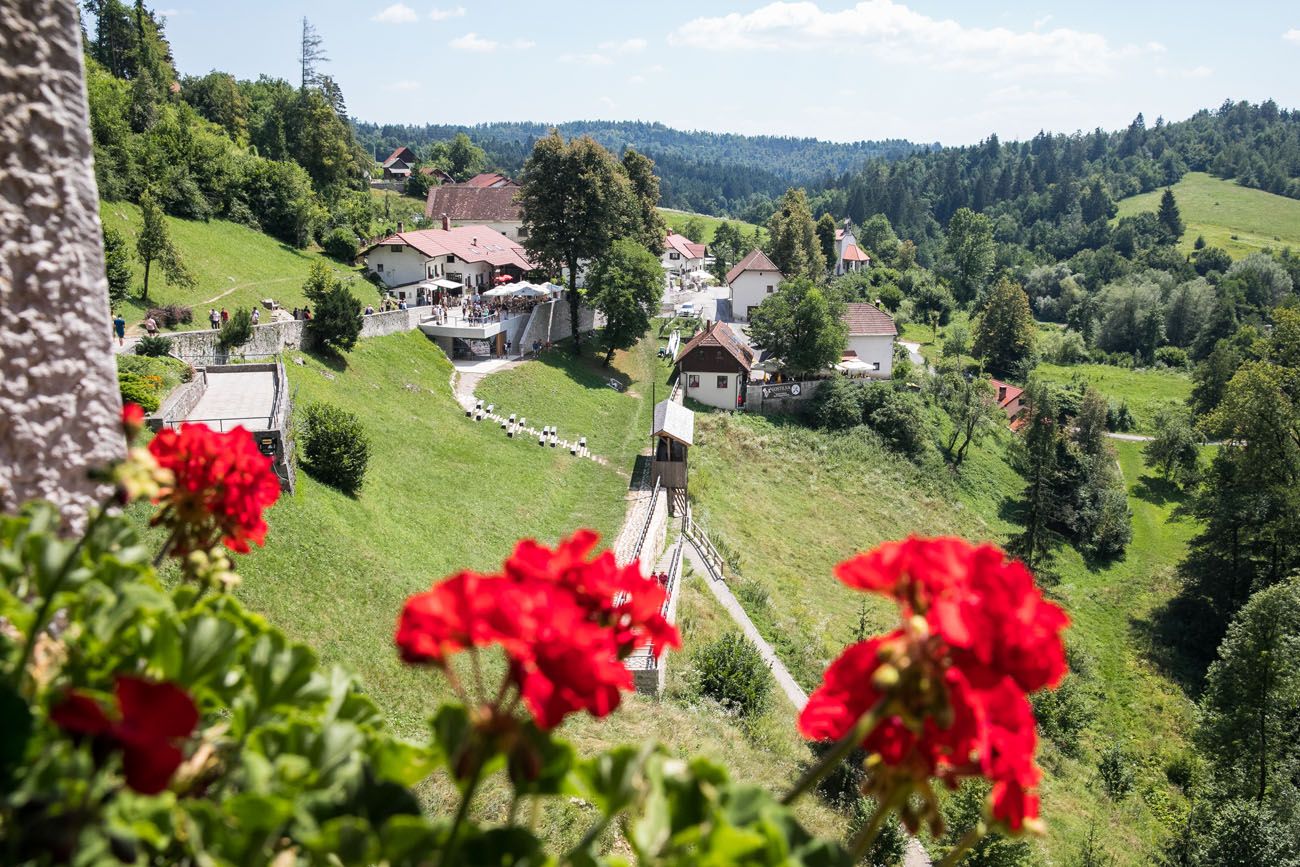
122,402,145,436
148,423,280,554
51,676,199,795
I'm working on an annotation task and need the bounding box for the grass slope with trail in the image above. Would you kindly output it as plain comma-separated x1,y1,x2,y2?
1115,171,1300,257
659,208,764,244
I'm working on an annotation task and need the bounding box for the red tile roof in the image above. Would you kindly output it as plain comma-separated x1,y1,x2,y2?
843,302,897,337
423,185,522,222
677,320,753,371
459,172,518,189
990,379,1024,411
364,225,535,270
724,248,781,284
664,232,705,261
841,242,871,263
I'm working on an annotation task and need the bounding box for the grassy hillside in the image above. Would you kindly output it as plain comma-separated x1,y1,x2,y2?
660,208,764,244
1114,171,1300,257
1034,363,1192,433
100,201,363,333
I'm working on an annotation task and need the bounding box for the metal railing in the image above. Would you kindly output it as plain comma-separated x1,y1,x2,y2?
683,506,726,582
630,477,662,565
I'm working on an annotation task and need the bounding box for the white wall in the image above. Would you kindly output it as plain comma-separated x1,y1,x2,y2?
450,219,526,242
847,334,895,378
683,370,741,410
728,270,780,321
366,246,430,287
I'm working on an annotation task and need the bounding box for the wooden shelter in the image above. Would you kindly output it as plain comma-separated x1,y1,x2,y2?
651,399,693,513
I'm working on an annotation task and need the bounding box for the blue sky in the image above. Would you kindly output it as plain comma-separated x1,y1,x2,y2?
155,1,1300,145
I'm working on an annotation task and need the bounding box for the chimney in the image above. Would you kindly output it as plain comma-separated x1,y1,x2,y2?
472,237,478,246
998,385,1007,402
441,213,451,231
397,220,404,234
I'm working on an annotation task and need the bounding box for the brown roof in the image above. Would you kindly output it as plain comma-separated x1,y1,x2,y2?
841,243,871,263
990,379,1024,411
363,225,535,270
459,172,518,189
664,232,705,261
382,147,417,168
725,248,781,285
843,302,897,337
423,185,522,222
677,320,753,372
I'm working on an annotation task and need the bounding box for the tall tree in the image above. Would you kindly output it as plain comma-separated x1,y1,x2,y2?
302,261,361,353
815,213,838,265
766,188,826,279
621,148,667,256
135,189,193,301
102,225,132,309
748,277,847,376
446,132,486,181
299,17,327,91
1011,380,1062,568
518,132,633,353
1143,407,1202,488
930,363,998,468
972,277,1035,376
587,240,663,366
942,207,995,305
910,277,955,343
1156,188,1184,241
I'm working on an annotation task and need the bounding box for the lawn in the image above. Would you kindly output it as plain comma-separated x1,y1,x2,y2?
659,208,764,243
474,332,674,471
99,200,365,334
1034,363,1192,433
1114,171,1300,258
687,411,1201,864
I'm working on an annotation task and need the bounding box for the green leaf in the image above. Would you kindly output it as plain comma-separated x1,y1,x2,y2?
302,816,377,866
179,614,241,690
0,682,32,784
378,814,442,865
371,739,438,787
508,721,576,797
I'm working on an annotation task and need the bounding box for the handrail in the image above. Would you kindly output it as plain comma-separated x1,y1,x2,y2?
683,507,726,581
630,476,662,565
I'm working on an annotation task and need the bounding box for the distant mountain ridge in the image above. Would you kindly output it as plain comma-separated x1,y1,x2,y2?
353,119,935,217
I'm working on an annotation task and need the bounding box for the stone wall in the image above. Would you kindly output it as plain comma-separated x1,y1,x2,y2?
0,0,124,522
518,299,596,352
161,307,428,363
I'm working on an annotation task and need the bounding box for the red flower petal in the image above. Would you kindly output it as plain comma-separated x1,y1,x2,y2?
121,741,184,795
50,691,113,736
114,676,199,743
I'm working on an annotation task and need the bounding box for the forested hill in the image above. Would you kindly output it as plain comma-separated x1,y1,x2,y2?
351,120,932,218
812,100,1300,262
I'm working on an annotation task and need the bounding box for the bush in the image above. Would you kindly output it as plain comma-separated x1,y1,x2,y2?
1154,345,1188,369
117,354,191,392
218,308,253,350
303,262,363,353
809,375,864,430
117,371,160,413
692,631,772,718
861,382,928,458
322,226,359,263
299,401,371,495
1106,401,1134,432
134,335,174,357
1030,674,1094,757
147,304,192,328
1097,744,1135,799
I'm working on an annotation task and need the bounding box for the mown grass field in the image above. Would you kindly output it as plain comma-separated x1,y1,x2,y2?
686,410,1202,865
99,200,364,334
659,208,764,243
1034,363,1192,433
1114,171,1300,257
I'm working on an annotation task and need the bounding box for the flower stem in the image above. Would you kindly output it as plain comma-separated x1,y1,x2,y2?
849,788,907,861
937,823,986,867
780,698,887,806
436,753,485,867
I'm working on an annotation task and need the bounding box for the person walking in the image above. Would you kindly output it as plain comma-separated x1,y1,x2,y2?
220,307,229,325
251,308,260,325
209,308,219,330
144,315,158,336
113,312,126,346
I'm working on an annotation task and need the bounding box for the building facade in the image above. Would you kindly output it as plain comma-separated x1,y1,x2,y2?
725,249,784,322
843,302,897,378
676,321,753,410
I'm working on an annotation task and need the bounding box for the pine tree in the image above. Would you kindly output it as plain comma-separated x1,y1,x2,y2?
766,188,825,280
972,277,1035,375
1157,188,1184,241
815,213,837,265
299,17,327,91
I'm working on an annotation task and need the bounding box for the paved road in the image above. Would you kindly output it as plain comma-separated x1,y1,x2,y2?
1105,431,1155,442
185,369,276,430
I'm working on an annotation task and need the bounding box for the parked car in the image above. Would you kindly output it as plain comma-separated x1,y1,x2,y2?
676,301,695,317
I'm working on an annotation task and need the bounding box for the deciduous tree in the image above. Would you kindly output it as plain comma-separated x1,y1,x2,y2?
621,148,667,256
972,277,1035,376
135,189,194,302
816,213,837,265
748,276,846,377
587,239,663,366
942,207,995,304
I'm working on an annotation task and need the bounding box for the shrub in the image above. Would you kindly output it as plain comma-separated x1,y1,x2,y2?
218,308,253,350
692,631,772,718
303,262,363,353
117,354,191,390
1163,750,1199,791
299,401,370,495
134,335,174,357
1030,673,1094,757
322,226,359,263
117,371,160,413
1097,744,1135,799
809,375,864,430
1106,401,1134,432
147,304,193,328
861,382,928,458
1154,345,1188,368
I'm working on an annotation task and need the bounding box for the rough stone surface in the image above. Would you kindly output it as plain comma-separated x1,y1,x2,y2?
0,0,124,521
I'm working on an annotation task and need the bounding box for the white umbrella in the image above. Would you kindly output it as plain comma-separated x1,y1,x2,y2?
513,284,550,297
482,285,517,297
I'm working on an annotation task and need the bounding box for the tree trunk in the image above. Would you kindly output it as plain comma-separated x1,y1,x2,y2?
567,256,581,355
141,256,151,301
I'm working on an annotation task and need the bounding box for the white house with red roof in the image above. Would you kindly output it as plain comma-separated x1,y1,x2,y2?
841,302,896,378
990,379,1026,426
834,221,871,276
725,249,784,322
362,218,536,294
661,232,707,275
675,321,754,410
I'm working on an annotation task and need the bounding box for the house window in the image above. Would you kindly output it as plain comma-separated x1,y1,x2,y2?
766,285,775,293
872,362,881,371
427,267,435,278
390,245,403,253
687,374,700,389
376,263,384,273
517,227,528,239
670,252,680,260
716,375,728,389
447,255,456,263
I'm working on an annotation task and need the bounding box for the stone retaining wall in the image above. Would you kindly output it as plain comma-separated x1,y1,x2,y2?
743,378,826,416
162,306,429,363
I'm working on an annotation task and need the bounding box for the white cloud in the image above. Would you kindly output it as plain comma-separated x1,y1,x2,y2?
1146,41,1167,53
1032,15,1052,30
1183,65,1213,79
429,5,466,21
561,52,613,65
386,79,421,92
372,3,418,24
450,32,496,52
599,96,617,111
602,37,647,53
668,0,1124,78
1285,28,1300,44
511,38,536,49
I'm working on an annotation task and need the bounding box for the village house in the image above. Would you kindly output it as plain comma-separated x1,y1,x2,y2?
725,249,783,322
419,166,456,184
423,184,525,241
834,221,871,276
840,302,896,378
459,172,519,189
362,218,535,298
379,146,418,181
990,379,1026,427
661,232,707,275
675,320,753,410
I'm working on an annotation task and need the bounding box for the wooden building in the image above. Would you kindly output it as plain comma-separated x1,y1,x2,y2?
675,321,753,410
651,399,693,513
